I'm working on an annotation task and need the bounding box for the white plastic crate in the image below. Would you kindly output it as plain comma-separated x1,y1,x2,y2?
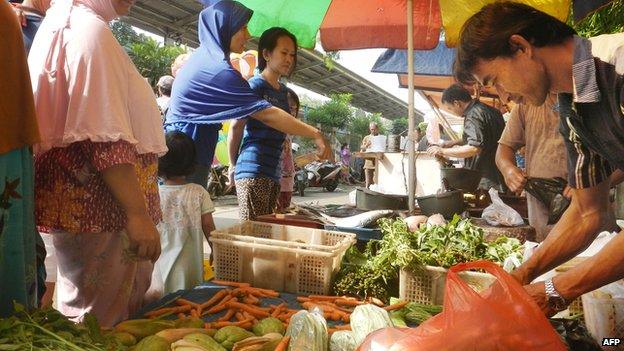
209,221,356,295
399,266,496,305
583,291,624,350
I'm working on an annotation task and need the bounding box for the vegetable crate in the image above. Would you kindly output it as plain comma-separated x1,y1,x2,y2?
399,266,496,305
210,221,356,295
582,292,624,350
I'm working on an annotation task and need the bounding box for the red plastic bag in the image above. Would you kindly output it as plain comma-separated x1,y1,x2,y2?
358,261,567,351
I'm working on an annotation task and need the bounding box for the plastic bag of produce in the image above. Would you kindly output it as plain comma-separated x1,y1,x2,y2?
350,304,393,346
330,331,357,351
285,309,328,351
358,261,567,351
482,188,524,226
525,177,570,224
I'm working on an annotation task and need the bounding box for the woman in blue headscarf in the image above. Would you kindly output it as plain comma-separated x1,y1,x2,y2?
165,0,330,188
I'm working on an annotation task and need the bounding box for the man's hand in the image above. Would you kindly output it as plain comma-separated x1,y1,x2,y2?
361,138,371,151
126,213,161,262
523,281,559,317
502,165,526,194
427,145,444,157
315,135,333,161
511,266,531,286
225,166,236,195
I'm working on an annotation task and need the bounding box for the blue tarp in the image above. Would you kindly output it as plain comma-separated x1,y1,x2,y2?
371,41,456,76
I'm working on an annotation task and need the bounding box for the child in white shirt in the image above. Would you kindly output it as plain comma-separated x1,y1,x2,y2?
150,131,216,296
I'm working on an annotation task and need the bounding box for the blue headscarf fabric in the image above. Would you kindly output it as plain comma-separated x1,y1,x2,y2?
165,0,271,126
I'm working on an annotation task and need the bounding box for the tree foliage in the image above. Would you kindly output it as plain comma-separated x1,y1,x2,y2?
391,117,408,134
305,93,353,129
571,0,624,37
111,21,187,87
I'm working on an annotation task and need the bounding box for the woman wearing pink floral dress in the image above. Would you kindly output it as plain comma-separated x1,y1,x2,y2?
28,0,166,326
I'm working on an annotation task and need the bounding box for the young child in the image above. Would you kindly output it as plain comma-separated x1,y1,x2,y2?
276,88,300,212
150,131,216,297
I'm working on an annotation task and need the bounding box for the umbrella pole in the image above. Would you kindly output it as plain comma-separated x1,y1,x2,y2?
407,0,416,212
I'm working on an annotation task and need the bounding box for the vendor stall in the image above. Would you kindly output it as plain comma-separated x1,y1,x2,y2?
353,151,441,197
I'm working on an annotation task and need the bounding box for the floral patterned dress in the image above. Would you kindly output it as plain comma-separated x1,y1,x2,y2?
35,140,161,326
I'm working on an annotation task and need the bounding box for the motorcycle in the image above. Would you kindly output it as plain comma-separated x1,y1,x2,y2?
294,166,308,197
207,164,234,198
303,161,342,193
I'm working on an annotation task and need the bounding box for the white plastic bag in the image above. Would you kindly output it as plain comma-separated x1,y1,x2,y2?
482,188,524,226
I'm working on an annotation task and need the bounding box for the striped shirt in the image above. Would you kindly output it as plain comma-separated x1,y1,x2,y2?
234,76,287,182
558,34,624,188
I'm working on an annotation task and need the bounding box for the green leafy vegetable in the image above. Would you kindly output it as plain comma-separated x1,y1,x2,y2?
0,303,126,350
332,216,524,301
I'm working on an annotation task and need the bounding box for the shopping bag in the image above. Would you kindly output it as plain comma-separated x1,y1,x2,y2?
482,188,524,226
358,261,567,351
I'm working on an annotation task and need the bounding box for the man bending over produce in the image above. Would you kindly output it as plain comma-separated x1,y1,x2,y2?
455,1,623,315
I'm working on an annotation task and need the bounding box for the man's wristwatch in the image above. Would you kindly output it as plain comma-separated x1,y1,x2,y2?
544,278,568,312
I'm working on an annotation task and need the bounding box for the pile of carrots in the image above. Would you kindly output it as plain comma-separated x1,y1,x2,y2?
296,295,408,334
144,280,408,335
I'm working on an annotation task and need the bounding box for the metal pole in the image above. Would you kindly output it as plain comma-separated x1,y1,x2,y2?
407,0,416,212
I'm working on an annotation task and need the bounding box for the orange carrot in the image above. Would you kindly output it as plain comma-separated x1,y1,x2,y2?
296,297,311,303
211,280,250,288
316,301,353,314
241,286,279,297
218,309,236,322
383,301,409,311
227,301,270,318
204,296,235,316
200,289,230,310
275,336,290,351
191,309,200,318
245,294,260,304
177,313,186,319
335,298,364,306
145,304,192,318
308,295,341,301
270,308,281,317
176,298,201,309
235,312,246,321
242,311,255,321
145,307,175,318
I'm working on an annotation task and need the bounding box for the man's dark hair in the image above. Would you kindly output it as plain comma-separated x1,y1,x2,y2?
258,27,298,74
159,86,172,97
441,84,472,104
286,87,300,114
158,131,196,178
454,1,576,84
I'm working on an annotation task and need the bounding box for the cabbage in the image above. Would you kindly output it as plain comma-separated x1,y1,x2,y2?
252,317,285,336
329,331,357,351
285,310,328,351
350,304,394,346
